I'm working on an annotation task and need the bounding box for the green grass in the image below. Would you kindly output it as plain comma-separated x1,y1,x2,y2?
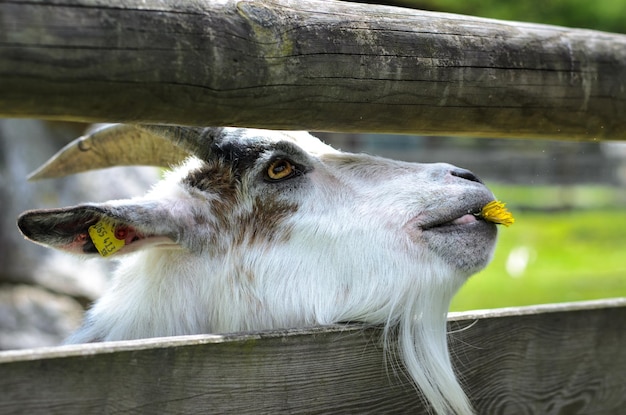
450,185,626,311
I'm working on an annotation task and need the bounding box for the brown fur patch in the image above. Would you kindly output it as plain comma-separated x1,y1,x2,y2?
184,161,239,197
233,197,298,248
183,162,297,253
183,161,240,252
184,162,239,217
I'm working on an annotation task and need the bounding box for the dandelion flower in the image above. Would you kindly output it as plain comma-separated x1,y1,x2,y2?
479,200,515,227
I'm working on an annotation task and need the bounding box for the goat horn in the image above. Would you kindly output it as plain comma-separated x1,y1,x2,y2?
134,125,223,162
28,124,220,180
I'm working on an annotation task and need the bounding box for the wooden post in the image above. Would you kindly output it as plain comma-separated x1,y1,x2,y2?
1,0,626,140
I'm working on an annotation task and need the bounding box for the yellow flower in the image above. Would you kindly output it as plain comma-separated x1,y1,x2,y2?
480,200,515,227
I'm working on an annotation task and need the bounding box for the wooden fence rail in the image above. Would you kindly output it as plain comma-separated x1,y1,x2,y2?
1,299,625,414
1,0,626,140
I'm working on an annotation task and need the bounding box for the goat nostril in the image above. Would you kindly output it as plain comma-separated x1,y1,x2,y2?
450,168,483,184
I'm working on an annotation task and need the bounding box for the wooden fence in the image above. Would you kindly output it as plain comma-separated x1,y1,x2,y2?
1,299,625,414
1,0,625,413
1,0,626,140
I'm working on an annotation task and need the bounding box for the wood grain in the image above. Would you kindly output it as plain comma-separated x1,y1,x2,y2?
1,0,626,140
0,299,624,414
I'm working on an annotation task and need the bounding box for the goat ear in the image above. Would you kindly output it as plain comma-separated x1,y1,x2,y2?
17,204,177,258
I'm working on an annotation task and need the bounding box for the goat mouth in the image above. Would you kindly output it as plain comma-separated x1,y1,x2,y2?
420,208,487,231
411,201,498,274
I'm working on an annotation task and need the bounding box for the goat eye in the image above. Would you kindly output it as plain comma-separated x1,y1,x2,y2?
266,159,295,181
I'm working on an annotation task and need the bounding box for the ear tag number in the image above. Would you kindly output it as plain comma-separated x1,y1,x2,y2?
88,217,125,257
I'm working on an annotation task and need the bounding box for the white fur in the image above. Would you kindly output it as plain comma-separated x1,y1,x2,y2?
22,129,498,414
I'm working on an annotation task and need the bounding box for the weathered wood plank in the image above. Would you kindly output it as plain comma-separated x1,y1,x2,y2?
1,0,626,140
449,299,626,414
0,299,624,414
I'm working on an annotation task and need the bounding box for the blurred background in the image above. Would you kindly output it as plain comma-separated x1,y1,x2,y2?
1,0,625,350
356,0,626,33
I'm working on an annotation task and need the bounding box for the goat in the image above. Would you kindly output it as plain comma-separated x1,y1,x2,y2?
18,124,504,414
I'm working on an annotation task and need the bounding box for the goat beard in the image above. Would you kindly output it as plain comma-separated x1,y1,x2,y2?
383,272,474,415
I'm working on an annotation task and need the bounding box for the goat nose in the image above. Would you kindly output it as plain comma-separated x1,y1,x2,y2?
450,168,483,184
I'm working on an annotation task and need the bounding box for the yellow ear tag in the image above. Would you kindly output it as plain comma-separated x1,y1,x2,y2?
480,200,515,227
88,217,125,257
